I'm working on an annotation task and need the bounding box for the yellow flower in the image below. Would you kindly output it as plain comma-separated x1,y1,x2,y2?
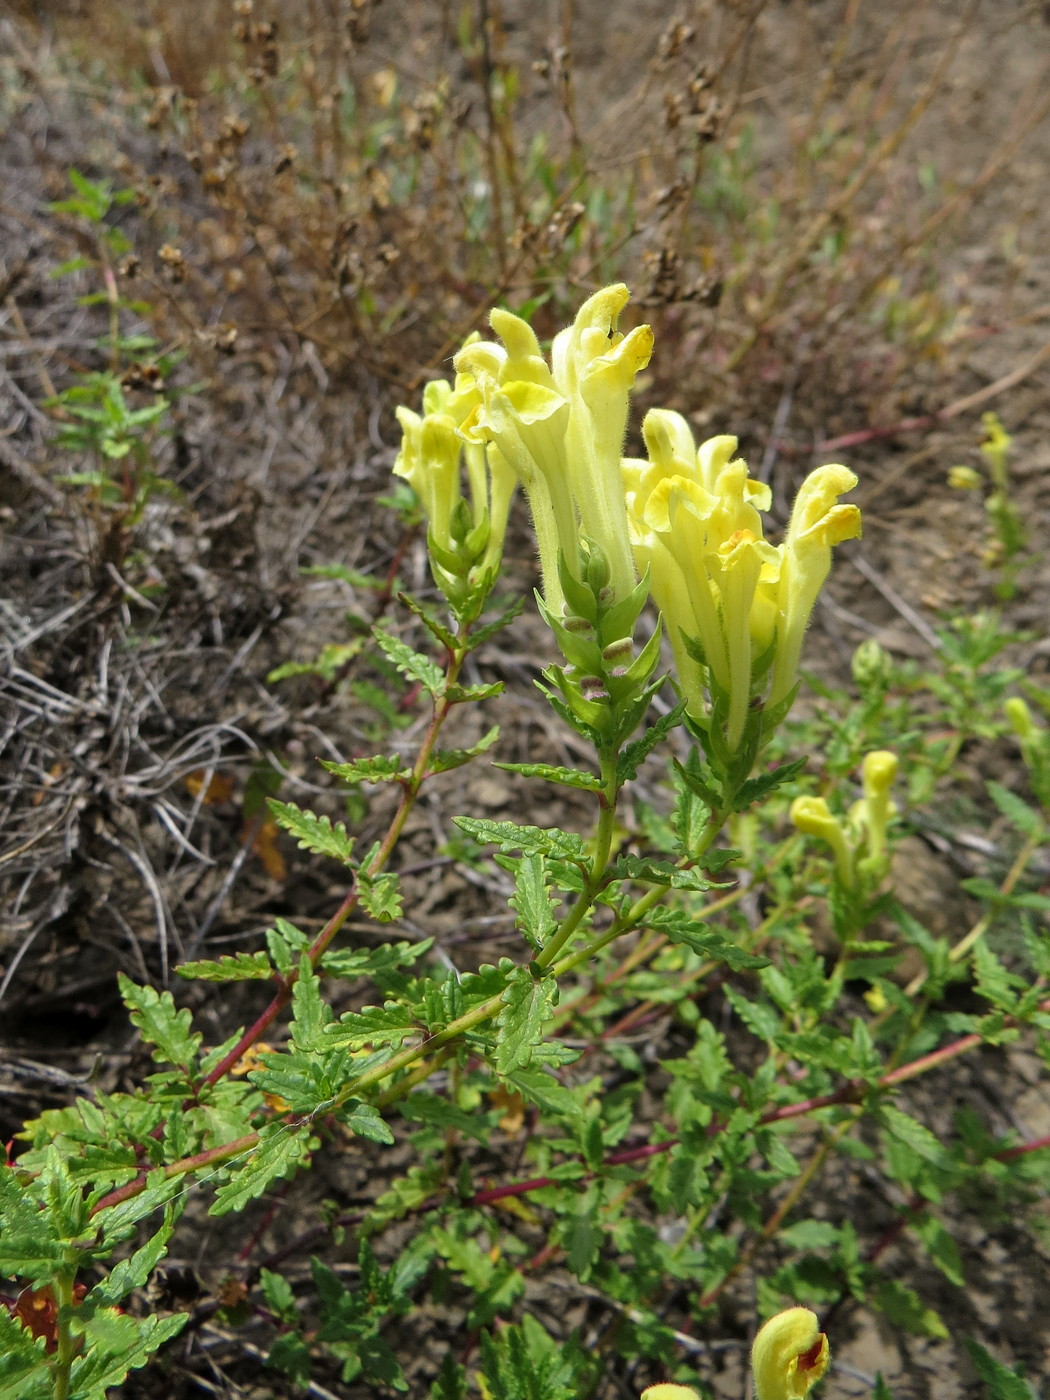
1005,696,1035,741
455,285,652,616
948,465,982,491
624,409,856,757
393,369,517,609
768,465,862,710
640,1387,702,1400
790,796,854,887
752,1307,830,1400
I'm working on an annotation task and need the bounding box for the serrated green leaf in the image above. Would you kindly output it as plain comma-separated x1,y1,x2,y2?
397,590,458,649
872,1279,948,1339
88,1215,176,1307
672,753,722,809
495,965,558,1073
493,760,601,792
290,955,328,1052
401,1091,492,1140
430,725,501,775
358,870,403,922
373,625,444,696
264,917,309,976
724,984,781,1042
986,781,1043,840
326,1003,418,1049
320,938,433,981
644,908,768,970
462,595,525,652
210,1124,312,1216
339,1099,396,1145
912,1214,964,1286
259,1267,297,1321
732,757,808,811
564,1192,601,1280
972,939,1021,1011
268,1331,313,1384
118,974,201,1071
964,1340,1038,1400
430,1352,468,1400
509,853,558,952
454,817,587,862
0,1306,48,1400
177,950,273,982
67,1311,188,1395
618,703,687,783
320,754,408,784
267,800,356,865
446,679,504,702
95,1171,184,1244
880,1104,946,1164
777,1219,844,1250
611,854,721,890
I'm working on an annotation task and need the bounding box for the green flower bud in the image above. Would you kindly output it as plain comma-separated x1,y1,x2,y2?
1005,696,1036,741
851,638,892,692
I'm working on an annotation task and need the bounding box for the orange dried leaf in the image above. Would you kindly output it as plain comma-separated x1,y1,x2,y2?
252,818,287,881
185,769,235,804
488,1084,526,1134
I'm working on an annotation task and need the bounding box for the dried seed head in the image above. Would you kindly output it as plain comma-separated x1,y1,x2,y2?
657,20,695,62
274,143,297,174
158,244,187,282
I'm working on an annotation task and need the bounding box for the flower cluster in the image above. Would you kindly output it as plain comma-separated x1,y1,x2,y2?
394,283,861,762
624,412,861,752
791,749,899,888
454,282,653,618
393,360,517,620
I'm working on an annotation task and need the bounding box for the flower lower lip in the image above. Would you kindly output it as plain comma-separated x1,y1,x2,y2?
797,1336,827,1372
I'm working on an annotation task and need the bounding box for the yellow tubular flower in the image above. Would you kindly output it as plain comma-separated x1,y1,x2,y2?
624,457,708,715
552,283,654,605
641,1387,702,1400
860,749,898,862
790,796,854,887
393,405,460,552
717,528,780,750
455,286,651,617
751,1308,830,1400
768,465,862,710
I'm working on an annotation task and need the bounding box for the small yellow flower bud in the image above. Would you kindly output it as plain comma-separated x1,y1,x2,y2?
641,1387,702,1400
752,1307,830,1400
858,750,898,868
790,797,854,887
948,465,982,490
1005,697,1036,741
861,750,898,797
864,985,888,1013
851,638,891,692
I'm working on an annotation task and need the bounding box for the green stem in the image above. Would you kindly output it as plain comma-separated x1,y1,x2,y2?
51,1268,76,1400
534,749,620,970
